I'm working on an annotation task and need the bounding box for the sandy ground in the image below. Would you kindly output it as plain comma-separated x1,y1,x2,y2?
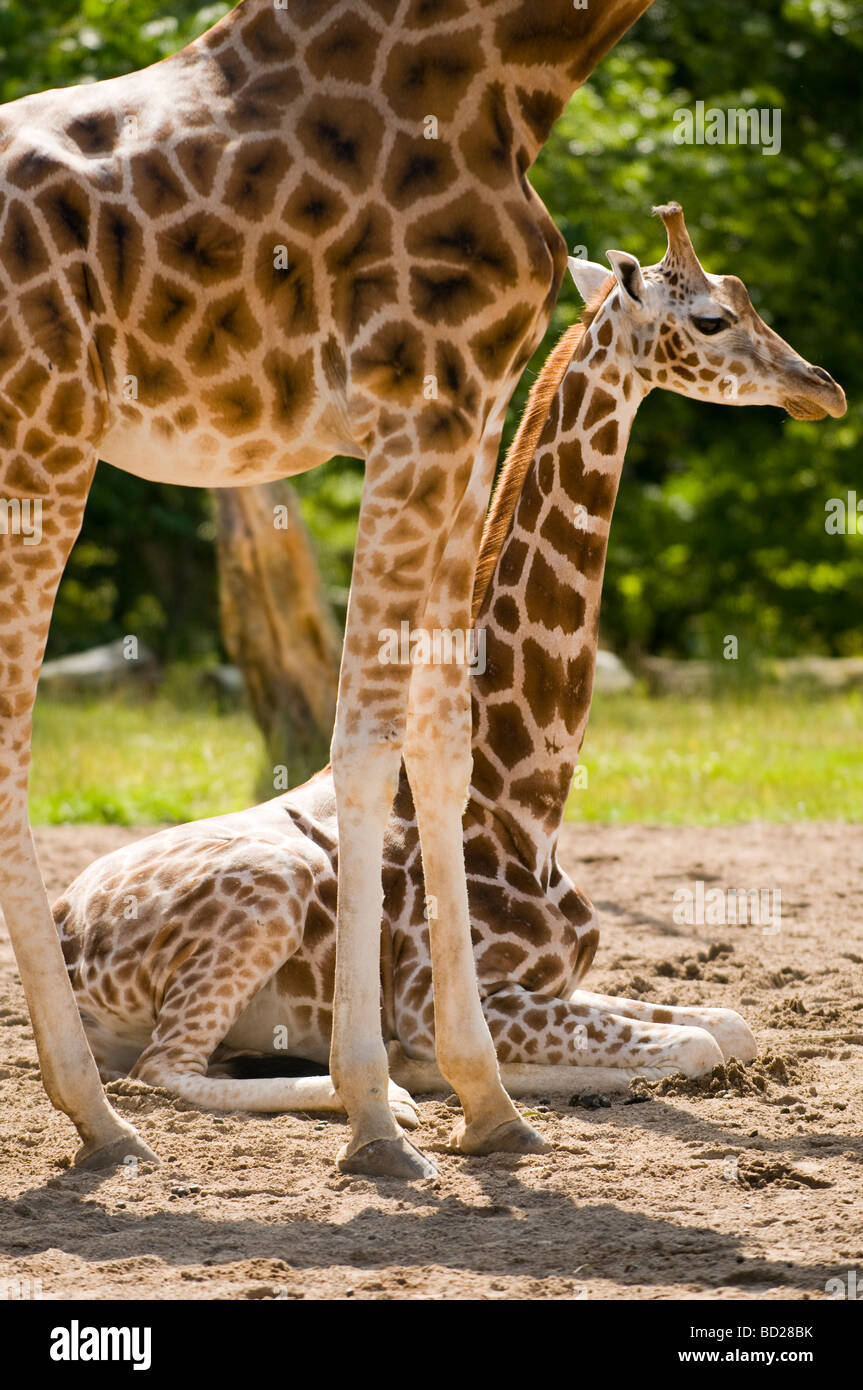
0,820,861,1302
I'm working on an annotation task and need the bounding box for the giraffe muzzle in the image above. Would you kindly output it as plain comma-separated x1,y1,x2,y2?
783,364,846,421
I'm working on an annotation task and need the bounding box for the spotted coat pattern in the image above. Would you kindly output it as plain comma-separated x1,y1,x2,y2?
54,206,844,1106
0,0,656,1163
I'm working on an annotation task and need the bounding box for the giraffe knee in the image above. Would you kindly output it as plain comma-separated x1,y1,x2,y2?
404,719,473,808
132,1045,206,1086
331,732,402,820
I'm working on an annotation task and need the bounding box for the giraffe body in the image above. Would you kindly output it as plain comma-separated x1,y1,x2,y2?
56,768,738,1110
55,205,845,1116
0,0,656,1172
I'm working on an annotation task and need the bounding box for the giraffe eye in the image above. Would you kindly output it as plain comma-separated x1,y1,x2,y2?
692,315,727,336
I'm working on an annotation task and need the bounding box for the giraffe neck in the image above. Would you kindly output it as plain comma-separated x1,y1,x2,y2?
201,0,649,173
484,0,654,166
470,306,644,872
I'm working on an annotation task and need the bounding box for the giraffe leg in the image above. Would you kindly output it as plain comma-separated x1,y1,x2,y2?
329,414,532,1178
0,450,154,1167
569,988,757,1063
388,980,733,1098
402,429,546,1161
328,477,440,1175
405,745,546,1156
482,986,726,1079
389,1045,715,1097
120,867,421,1127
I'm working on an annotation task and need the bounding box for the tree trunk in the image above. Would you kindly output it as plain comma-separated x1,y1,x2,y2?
214,482,341,796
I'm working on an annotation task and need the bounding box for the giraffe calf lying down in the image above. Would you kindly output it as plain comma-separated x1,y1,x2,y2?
54,205,843,1121
55,770,750,1127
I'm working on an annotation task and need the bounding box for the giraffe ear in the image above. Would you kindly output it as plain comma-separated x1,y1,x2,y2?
567,256,611,303
606,249,647,309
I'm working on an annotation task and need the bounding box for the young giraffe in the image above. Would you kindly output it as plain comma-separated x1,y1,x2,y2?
54,204,845,1120
0,0,653,1174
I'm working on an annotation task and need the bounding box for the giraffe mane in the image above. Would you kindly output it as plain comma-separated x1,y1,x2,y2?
470,275,615,623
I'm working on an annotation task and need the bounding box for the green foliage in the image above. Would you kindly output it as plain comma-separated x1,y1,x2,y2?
0,0,859,658
0,0,228,102
525,0,863,660
567,686,863,823
29,684,863,825
31,687,262,823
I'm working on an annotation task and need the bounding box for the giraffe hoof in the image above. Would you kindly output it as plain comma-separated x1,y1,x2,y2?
73,1130,159,1171
337,1136,437,1180
452,1116,550,1157
710,1011,758,1064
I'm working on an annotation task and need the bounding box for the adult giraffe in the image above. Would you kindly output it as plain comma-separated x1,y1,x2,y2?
0,0,652,1174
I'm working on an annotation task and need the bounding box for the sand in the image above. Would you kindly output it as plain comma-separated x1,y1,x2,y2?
0,820,860,1301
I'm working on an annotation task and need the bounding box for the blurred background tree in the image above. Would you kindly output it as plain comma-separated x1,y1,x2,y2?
0,0,859,666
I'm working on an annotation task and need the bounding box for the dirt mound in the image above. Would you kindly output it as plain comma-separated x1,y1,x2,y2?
648,1052,796,1098
734,1155,831,1191
105,1078,203,1115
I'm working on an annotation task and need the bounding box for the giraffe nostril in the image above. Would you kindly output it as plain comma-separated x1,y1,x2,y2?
811,366,834,385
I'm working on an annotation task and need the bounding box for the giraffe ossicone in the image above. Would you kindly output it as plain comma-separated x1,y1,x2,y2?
54,203,844,1129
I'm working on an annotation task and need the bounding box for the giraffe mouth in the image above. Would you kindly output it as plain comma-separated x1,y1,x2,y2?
783,396,828,421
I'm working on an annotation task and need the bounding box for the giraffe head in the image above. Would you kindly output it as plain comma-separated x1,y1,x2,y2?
568,202,846,420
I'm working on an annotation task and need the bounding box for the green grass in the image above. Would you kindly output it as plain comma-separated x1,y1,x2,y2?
568,688,863,824
31,694,263,825
28,687,863,827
